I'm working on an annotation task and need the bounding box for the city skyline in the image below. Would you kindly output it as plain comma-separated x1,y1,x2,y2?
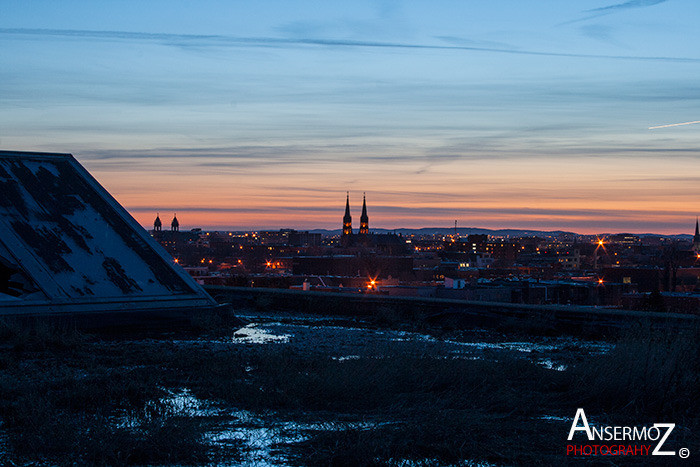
2,1,700,234
142,194,698,238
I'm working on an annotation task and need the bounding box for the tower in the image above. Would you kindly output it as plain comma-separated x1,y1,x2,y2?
153,213,162,232
342,193,352,237
693,218,700,253
359,193,369,235
171,213,179,232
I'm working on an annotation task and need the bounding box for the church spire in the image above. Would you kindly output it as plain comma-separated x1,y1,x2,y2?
154,212,162,232
342,193,352,237
359,192,369,235
171,213,179,232
694,217,700,253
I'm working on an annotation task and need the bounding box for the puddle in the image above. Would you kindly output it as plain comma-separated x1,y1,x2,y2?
388,461,496,467
331,355,360,361
207,409,389,466
159,388,219,417
538,415,570,422
233,324,291,344
224,320,610,376
537,359,568,371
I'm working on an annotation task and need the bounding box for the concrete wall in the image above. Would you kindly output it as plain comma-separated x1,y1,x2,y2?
205,285,699,336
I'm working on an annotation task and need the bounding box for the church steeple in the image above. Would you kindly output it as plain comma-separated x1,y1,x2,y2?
342,193,352,237
694,217,700,253
359,193,369,235
154,213,162,232
171,213,179,232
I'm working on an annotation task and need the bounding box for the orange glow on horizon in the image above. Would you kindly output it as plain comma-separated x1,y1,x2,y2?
88,154,700,236
130,208,698,235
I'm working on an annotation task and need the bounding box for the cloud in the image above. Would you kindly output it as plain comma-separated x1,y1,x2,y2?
125,203,698,225
562,0,668,25
434,35,518,51
586,0,667,15
579,24,626,47
1,27,698,63
616,176,700,183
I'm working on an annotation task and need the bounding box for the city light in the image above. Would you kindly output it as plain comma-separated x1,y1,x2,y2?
594,237,607,254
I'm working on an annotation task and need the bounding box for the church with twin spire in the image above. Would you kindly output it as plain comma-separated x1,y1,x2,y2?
339,193,406,253
342,192,369,241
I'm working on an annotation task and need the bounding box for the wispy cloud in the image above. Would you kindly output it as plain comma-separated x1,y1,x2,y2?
125,203,697,221
1,27,698,63
587,0,667,15
579,24,626,47
616,176,700,183
434,35,518,51
562,0,668,25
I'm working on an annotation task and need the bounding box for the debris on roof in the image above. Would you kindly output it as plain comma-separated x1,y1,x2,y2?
0,150,216,315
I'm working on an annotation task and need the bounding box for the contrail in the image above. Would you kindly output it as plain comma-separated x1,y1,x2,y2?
649,120,700,129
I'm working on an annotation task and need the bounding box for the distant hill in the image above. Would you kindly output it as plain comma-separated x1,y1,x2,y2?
308,227,576,237
307,227,692,239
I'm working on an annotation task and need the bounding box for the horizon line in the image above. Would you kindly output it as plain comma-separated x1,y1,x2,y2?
141,224,694,237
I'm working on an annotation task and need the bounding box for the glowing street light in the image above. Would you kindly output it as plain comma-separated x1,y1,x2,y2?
593,236,608,270
594,237,607,251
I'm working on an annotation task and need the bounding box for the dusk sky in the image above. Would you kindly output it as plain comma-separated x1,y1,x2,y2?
2,1,700,234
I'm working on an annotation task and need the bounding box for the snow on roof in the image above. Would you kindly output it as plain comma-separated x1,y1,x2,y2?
0,150,215,314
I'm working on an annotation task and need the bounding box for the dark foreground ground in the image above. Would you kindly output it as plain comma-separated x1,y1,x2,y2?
0,308,698,466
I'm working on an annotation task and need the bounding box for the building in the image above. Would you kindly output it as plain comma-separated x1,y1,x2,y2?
0,150,215,315
342,193,352,239
341,192,371,238
359,193,369,235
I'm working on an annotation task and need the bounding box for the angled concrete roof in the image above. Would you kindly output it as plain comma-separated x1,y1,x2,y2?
0,150,216,315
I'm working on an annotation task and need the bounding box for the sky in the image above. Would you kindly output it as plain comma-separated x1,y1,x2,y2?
2,0,700,234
